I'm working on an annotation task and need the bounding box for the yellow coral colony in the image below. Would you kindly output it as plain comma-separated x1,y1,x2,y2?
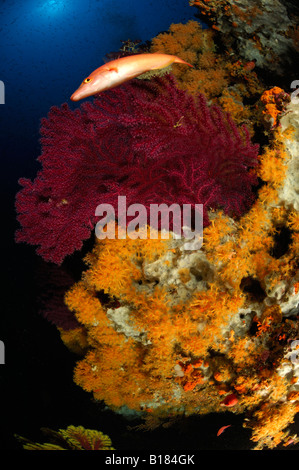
150,20,265,134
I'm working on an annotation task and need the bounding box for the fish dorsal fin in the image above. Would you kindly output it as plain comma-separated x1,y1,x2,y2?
102,61,119,72
106,65,118,72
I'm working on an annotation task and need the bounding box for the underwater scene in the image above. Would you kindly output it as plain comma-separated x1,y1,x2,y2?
1,0,299,454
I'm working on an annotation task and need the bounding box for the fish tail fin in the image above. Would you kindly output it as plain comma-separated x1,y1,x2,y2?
173,57,194,68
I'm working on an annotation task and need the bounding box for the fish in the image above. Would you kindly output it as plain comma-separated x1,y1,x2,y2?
243,60,256,72
70,53,193,101
217,425,232,437
220,393,238,407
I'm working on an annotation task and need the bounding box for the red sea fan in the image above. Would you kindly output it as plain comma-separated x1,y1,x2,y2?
15,103,136,264
120,77,259,221
15,75,259,264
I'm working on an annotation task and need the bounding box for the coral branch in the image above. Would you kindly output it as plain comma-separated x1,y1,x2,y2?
15,75,258,263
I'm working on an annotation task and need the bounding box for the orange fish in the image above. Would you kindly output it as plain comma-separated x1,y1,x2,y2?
70,53,193,101
217,425,232,436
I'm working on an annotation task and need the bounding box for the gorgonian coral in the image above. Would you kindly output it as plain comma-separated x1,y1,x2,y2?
15,75,259,264
36,262,80,330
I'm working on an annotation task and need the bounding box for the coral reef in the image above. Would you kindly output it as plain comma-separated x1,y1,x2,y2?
150,20,265,133
189,0,299,76
15,75,258,264
260,87,291,129
150,21,229,99
14,10,299,451
15,425,114,450
59,97,299,450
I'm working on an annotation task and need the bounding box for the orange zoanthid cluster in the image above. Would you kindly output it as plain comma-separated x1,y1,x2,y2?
260,87,291,129
60,102,299,449
150,20,265,134
150,20,229,99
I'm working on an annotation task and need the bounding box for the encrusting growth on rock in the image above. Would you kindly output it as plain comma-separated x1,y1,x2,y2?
14,13,299,450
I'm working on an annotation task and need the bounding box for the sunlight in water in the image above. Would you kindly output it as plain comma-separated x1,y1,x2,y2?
36,0,68,16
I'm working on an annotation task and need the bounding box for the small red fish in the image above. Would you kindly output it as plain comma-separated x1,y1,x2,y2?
217,425,232,437
243,60,256,72
284,438,295,446
220,393,238,407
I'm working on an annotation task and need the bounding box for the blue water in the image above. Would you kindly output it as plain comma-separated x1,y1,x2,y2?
0,0,200,187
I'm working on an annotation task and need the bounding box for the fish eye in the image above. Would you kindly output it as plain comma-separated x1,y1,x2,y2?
83,77,92,84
